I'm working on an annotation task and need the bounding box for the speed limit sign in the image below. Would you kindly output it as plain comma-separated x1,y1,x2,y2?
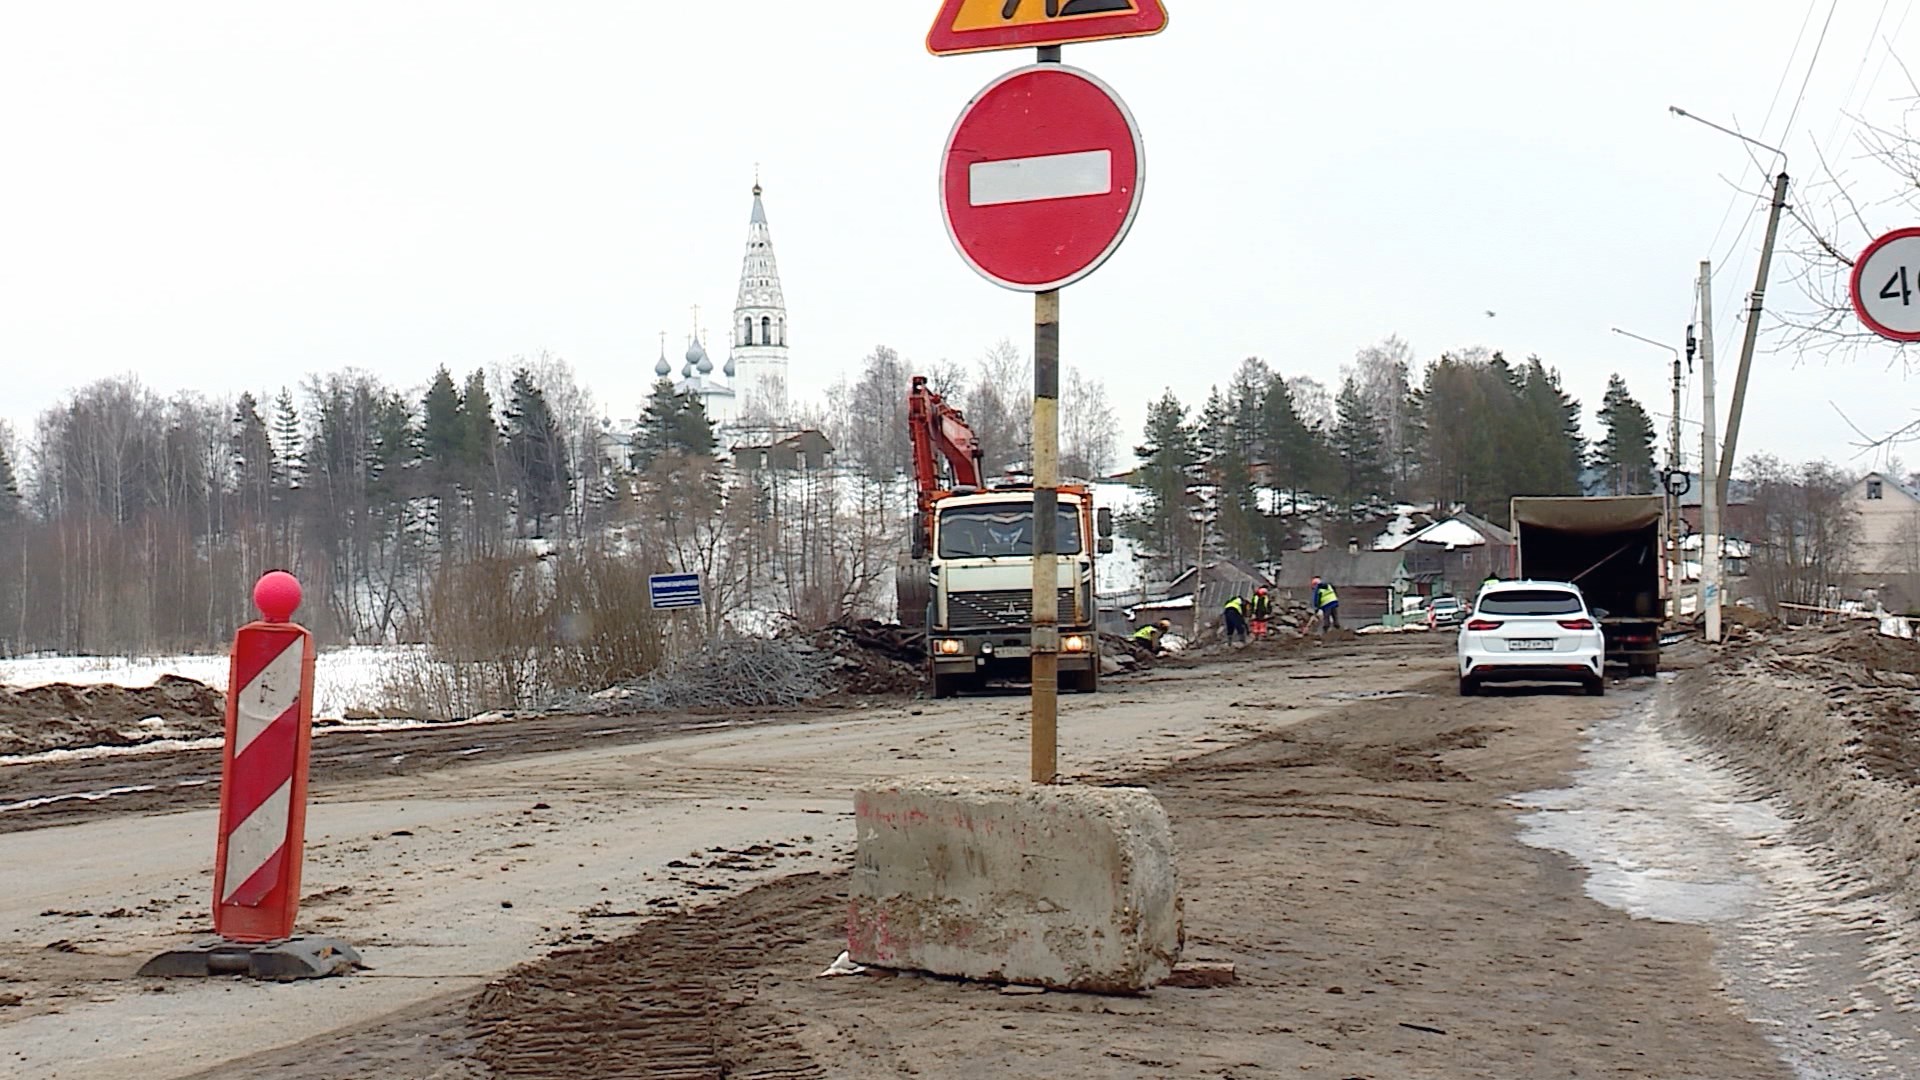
1851,227,1920,342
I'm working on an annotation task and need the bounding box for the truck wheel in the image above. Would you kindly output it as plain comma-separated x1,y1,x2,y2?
930,672,960,699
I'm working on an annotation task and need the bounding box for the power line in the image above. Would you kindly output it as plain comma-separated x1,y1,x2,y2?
1717,0,1842,345
1820,0,1893,160
1782,0,1843,138
1702,0,1820,264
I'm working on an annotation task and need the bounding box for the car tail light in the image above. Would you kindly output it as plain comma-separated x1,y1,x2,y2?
1466,619,1502,631
1558,619,1596,630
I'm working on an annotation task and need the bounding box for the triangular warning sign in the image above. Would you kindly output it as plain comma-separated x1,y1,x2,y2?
927,0,1169,56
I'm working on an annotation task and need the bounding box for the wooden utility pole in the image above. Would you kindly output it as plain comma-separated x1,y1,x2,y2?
1669,348,1683,606
1717,171,1791,511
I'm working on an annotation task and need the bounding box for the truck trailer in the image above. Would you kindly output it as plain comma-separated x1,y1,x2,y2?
1510,495,1665,676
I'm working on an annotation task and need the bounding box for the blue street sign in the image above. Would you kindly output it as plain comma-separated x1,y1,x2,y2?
648,572,704,611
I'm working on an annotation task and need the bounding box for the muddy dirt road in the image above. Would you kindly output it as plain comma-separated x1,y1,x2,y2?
2,639,1432,1079
0,636,1840,1078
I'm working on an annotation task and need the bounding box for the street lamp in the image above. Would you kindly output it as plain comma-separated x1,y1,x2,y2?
1667,107,1786,162
1609,327,1683,468
1612,326,1686,608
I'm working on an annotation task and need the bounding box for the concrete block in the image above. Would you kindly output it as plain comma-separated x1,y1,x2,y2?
847,776,1182,992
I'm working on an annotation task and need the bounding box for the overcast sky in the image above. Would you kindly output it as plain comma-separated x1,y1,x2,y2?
3,2,1918,474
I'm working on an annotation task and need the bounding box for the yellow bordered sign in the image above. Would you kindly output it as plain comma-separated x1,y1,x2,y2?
927,0,1169,56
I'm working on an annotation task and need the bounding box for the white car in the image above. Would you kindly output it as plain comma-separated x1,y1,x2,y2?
1457,581,1605,697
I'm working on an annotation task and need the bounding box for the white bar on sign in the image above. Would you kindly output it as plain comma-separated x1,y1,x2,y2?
969,149,1112,207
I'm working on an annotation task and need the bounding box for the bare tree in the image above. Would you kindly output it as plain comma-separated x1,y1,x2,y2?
1742,454,1859,612
1346,336,1416,495
1062,366,1118,480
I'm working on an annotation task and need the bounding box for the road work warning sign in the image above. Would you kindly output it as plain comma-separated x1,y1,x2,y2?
927,0,1168,55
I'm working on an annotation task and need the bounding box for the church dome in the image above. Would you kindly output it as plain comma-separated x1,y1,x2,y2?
686,337,708,367
655,347,670,378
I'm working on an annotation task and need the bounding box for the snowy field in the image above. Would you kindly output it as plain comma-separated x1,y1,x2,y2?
0,645,413,720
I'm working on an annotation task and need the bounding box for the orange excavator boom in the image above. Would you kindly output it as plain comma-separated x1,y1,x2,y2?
907,375,983,523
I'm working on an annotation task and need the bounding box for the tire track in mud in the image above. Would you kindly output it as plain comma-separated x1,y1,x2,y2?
467,872,839,1080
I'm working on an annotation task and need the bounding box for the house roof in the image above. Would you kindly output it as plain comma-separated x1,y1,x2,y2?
1450,510,1514,547
1272,550,1406,589
1167,558,1274,592
1859,471,1920,504
729,428,833,453
1388,511,1514,552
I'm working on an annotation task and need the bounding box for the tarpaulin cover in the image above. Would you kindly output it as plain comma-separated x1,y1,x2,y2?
1511,496,1664,535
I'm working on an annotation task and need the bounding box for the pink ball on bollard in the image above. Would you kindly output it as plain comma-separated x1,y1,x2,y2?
252,571,303,624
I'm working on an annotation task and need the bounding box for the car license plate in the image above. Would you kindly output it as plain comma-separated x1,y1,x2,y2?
1510,639,1555,651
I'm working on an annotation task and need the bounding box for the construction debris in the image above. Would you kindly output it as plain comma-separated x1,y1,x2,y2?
1164,960,1238,989
571,623,924,713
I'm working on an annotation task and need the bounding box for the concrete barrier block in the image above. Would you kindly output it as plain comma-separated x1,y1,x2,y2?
847,776,1182,992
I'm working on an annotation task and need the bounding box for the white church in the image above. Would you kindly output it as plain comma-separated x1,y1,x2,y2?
655,180,792,429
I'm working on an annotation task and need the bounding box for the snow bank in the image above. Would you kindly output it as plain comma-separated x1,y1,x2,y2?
0,645,417,720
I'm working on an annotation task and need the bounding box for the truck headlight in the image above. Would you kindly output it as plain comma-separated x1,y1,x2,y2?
1063,635,1087,653
937,639,964,655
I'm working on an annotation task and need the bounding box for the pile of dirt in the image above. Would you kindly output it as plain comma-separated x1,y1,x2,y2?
0,675,225,757
1676,623,1920,918
806,622,924,697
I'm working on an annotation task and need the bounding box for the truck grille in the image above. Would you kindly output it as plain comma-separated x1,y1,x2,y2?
947,588,1079,629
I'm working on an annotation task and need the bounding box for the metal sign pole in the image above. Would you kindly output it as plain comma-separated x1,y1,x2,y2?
1028,41,1064,786
1031,288,1061,784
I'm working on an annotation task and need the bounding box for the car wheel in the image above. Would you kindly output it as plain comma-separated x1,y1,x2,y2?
1584,676,1606,697
1458,676,1478,697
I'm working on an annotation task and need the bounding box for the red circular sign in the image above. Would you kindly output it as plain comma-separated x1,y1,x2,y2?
940,64,1144,292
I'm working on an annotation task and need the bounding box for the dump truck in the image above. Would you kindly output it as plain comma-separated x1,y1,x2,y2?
1510,495,1664,676
896,376,1112,699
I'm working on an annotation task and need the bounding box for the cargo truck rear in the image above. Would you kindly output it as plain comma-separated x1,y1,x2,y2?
1510,496,1664,676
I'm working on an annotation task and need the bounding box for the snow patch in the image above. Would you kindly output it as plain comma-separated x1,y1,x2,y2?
0,645,417,720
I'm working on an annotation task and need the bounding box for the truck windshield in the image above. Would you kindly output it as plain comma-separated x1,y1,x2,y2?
938,504,1084,559
1478,590,1583,616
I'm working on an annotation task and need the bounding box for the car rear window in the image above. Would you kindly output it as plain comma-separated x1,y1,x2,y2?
1432,598,1460,610
1478,590,1583,616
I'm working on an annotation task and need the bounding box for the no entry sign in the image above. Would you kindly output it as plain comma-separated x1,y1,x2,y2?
1851,227,1920,342
940,64,1144,292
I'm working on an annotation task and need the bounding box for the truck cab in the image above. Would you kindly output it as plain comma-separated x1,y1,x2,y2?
915,487,1109,698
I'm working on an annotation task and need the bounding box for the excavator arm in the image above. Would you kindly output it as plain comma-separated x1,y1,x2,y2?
907,376,983,525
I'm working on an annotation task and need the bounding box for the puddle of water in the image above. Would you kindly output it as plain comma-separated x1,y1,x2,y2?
1513,691,1920,1080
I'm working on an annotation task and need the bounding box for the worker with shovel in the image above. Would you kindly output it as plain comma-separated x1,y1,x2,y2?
1249,587,1274,639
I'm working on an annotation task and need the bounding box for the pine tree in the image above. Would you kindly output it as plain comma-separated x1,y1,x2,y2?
420,368,463,476
1594,374,1657,495
419,367,464,545
1518,356,1584,495
504,369,569,538
1129,391,1200,573
230,392,275,522
1331,375,1389,512
460,368,499,480
367,392,416,509
632,379,718,473
270,387,303,490
1261,375,1318,509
